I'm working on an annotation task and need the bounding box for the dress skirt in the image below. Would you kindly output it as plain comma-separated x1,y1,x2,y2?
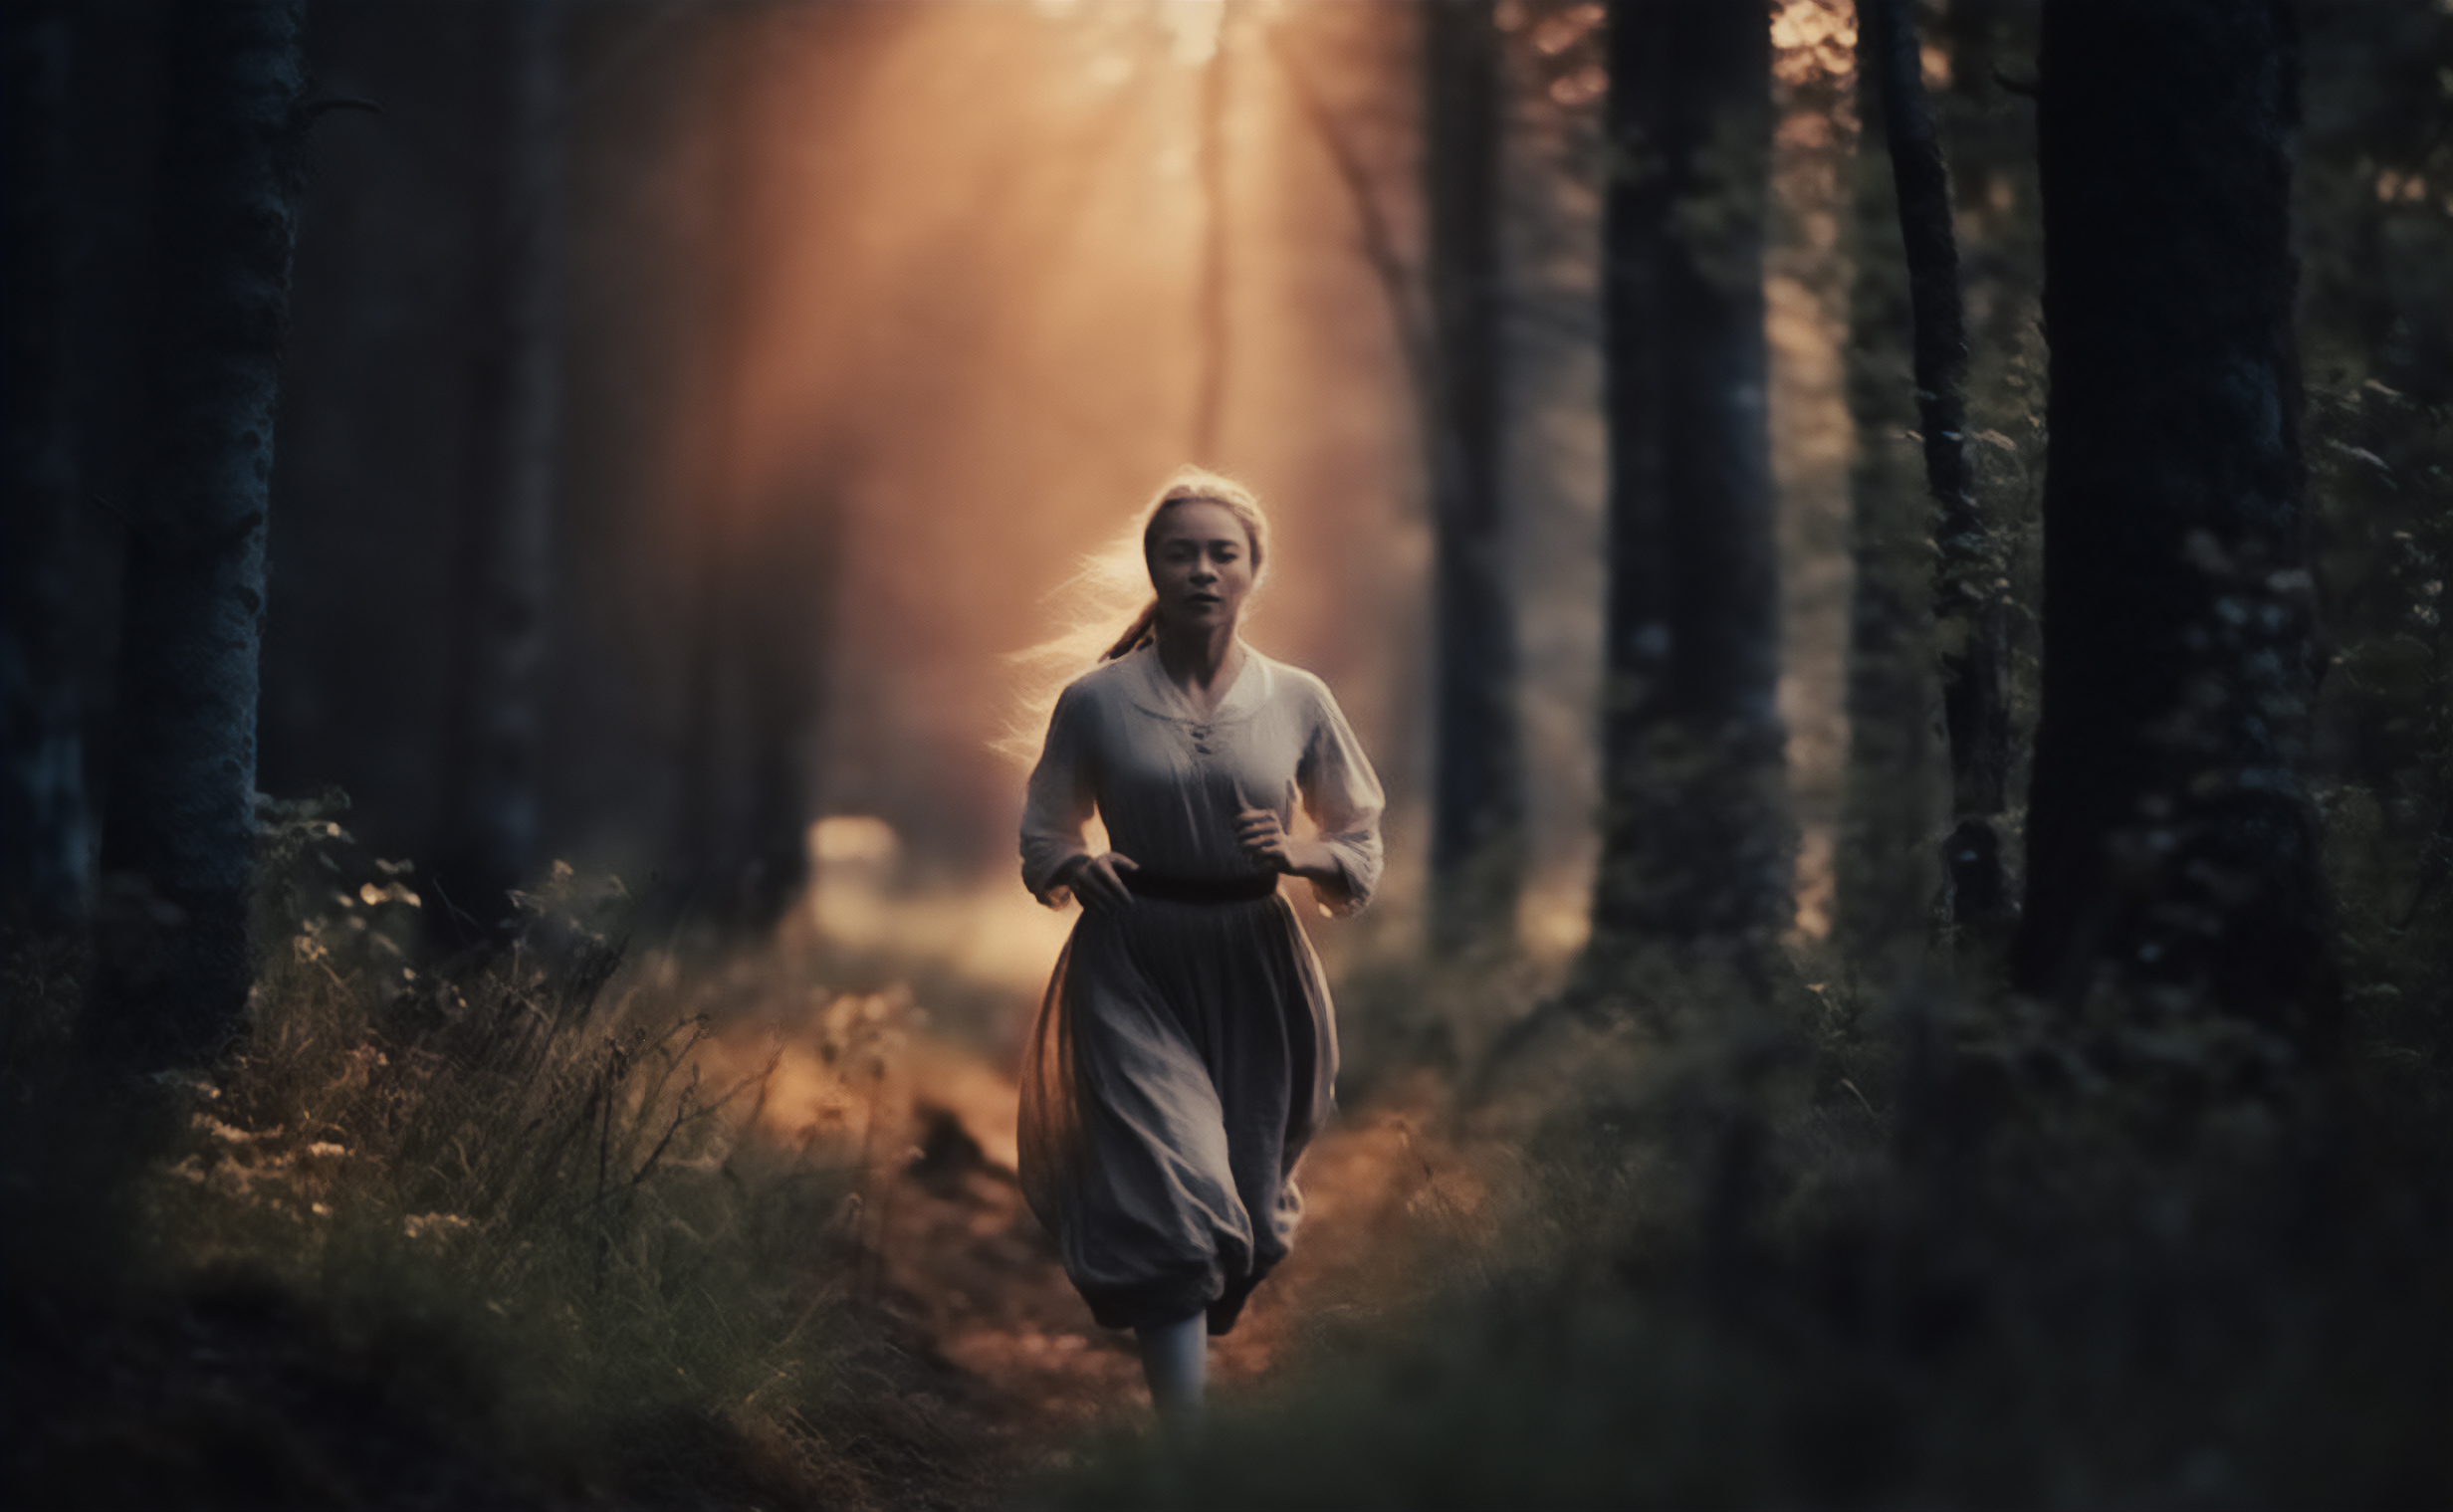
1016,889,1339,1335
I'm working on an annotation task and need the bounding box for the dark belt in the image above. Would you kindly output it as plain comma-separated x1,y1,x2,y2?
1122,870,1279,904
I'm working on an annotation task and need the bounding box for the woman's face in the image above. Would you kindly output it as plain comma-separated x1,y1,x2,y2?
1147,500,1256,636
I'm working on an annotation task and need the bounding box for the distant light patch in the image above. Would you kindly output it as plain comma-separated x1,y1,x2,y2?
811,815,901,866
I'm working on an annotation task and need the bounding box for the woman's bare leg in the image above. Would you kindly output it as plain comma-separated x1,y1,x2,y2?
1135,1313,1207,1418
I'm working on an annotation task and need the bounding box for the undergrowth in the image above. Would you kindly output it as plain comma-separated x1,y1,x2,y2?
1033,952,2450,1512
1022,382,2453,1512
2,797,973,1511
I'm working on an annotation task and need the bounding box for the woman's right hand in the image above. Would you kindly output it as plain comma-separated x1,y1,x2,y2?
1056,851,1140,911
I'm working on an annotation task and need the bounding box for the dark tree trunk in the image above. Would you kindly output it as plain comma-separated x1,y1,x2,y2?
1934,0,2044,397
2016,0,2332,1043
1422,0,1522,951
669,537,726,917
1837,0,1942,977
736,489,837,931
668,12,764,925
672,495,833,934
432,0,563,940
1,0,94,933
1586,0,1789,971
93,0,310,1065
1864,0,2011,943
1941,0,2000,133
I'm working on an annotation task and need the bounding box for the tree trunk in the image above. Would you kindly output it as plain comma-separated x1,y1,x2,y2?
736,488,837,931
1191,8,1232,463
1422,0,1522,952
1837,0,1942,978
1586,0,1789,973
93,0,310,1065
1865,0,2010,944
668,11,766,926
432,0,563,941
2016,0,2332,1044
0,0,94,933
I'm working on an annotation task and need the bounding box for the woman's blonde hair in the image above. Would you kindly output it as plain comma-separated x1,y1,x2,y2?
996,467,1271,763
1100,468,1271,660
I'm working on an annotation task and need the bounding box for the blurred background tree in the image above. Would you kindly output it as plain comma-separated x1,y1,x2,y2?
428,0,562,945
0,0,92,938
1423,0,1526,956
1585,0,1792,990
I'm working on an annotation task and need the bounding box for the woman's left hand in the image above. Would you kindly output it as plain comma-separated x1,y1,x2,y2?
1236,808,1334,880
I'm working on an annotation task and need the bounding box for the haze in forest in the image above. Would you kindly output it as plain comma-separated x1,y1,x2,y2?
4,1,2447,1507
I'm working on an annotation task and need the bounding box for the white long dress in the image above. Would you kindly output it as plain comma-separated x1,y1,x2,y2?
1017,641,1385,1334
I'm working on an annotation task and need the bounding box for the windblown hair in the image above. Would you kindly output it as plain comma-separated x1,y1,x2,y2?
995,467,1271,765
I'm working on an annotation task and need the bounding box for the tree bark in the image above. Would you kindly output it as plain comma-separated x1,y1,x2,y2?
432,0,563,941
1864,0,2010,943
1422,0,1522,951
93,0,310,1065
2016,0,2332,1043
1837,0,1943,978
0,0,94,933
1586,0,1789,972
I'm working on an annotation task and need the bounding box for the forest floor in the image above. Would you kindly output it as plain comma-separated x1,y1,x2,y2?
0,1024,1450,1512
859,1037,1454,1502
764,864,1478,1498
4,870,1477,1511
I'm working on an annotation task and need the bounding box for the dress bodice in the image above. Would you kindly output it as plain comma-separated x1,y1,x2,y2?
1019,643,1385,914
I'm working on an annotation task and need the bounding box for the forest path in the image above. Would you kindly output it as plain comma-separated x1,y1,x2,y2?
765,876,1473,1491
861,1044,1450,1482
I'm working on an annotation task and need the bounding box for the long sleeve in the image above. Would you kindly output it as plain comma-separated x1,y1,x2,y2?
1296,681,1386,916
1020,682,1097,905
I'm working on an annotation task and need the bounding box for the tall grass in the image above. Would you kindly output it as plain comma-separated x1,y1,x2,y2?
3,797,970,1510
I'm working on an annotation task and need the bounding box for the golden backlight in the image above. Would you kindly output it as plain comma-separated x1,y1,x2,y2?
643,0,1419,876
615,0,1854,946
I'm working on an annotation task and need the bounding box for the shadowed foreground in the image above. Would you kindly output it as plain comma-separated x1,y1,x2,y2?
0,840,1470,1510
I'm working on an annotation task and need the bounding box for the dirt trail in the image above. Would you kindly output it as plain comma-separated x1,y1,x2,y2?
863,1045,1450,1453
765,883,1472,1476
